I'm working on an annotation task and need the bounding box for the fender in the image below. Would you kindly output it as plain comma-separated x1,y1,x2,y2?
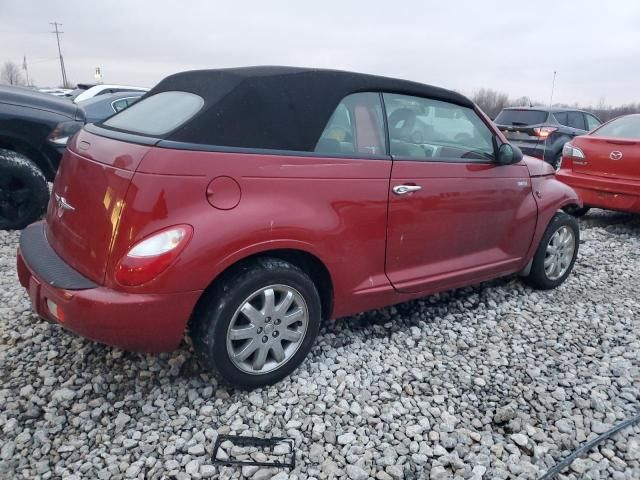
524,175,581,261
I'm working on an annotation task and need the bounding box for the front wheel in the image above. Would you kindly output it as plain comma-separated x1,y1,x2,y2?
0,149,49,230
565,206,591,218
191,258,322,389
524,212,579,290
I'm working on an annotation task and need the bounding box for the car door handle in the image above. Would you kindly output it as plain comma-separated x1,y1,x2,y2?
393,184,422,195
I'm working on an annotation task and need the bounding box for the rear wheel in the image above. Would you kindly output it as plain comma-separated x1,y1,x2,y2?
551,151,562,170
0,149,49,230
191,258,322,389
525,212,579,290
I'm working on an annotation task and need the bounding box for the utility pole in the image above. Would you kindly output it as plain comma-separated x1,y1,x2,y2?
549,71,557,107
50,22,68,88
22,55,30,86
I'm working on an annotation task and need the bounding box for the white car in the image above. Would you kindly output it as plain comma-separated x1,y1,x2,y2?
73,84,149,104
38,88,74,97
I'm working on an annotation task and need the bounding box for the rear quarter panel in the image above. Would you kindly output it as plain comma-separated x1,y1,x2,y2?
111,148,392,318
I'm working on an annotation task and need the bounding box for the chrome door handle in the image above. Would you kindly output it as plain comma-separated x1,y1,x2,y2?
393,184,422,195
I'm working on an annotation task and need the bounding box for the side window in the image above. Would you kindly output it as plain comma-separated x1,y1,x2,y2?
382,93,494,162
585,114,600,130
112,99,130,113
553,111,568,126
567,111,586,130
315,92,386,157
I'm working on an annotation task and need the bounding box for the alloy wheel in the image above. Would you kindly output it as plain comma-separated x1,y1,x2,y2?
544,226,576,281
226,284,308,375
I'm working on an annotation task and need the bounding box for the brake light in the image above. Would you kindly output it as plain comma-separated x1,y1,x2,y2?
115,225,193,286
533,126,558,138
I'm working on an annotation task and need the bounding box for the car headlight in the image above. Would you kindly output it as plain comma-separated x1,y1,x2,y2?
47,121,83,146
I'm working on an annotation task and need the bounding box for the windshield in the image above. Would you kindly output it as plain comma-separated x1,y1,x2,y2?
494,109,548,126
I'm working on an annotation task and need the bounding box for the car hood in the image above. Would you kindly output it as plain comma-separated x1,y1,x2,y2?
523,155,555,177
0,85,83,120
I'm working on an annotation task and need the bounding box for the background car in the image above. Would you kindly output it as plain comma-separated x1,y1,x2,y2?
37,87,74,98
73,84,149,104
495,107,601,168
78,91,145,123
0,85,85,229
17,67,581,389
557,114,640,216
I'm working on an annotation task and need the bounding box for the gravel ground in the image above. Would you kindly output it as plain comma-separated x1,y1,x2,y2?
1,210,639,480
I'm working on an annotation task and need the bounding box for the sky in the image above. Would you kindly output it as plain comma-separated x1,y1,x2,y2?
1,0,639,106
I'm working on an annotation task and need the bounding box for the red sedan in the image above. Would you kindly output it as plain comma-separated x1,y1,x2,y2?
557,114,640,215
17,67,581,388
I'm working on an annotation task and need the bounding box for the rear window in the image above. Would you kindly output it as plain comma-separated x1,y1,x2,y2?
494,109,548,126
102,91,204,136
592,116,640,140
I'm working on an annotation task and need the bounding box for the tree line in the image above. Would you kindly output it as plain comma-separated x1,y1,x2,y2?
1,59,637,123
471,88,640,123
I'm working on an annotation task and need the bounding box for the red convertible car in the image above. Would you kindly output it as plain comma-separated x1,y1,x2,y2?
17,67,581,388
557,114,640,215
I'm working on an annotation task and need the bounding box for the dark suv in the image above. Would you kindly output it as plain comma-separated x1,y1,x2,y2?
495,107,601,168
0,85,85,230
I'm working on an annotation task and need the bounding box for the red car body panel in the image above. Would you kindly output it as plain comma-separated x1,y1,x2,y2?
16,248,199,352
386,161,538,293
557,132,640,214
17,113,580,353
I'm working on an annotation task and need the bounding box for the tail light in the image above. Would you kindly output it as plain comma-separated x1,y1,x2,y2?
559,142,586,170
533,126,558,138
115,225,193,286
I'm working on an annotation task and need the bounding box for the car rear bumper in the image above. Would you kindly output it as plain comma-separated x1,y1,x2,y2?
17,222,202,353
556,169,640,214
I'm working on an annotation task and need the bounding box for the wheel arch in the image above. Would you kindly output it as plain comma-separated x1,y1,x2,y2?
0,135,56,180
190,247,335,328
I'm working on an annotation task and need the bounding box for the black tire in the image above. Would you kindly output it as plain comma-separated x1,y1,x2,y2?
565,206,591,218
524,212,579,290
191,257,322,389
0,149,49,230
551,151,562,170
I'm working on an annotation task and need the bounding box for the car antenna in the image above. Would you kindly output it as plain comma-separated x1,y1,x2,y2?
549,70,557,107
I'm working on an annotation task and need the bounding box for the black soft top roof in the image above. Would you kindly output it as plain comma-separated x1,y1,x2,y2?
148,66,475,151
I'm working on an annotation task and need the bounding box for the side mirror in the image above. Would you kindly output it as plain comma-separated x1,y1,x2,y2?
496,142,523,165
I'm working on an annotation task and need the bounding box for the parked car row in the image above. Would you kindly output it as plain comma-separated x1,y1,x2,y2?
2,66,637,389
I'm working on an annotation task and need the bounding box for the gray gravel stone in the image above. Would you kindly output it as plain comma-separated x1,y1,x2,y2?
1,211,640,479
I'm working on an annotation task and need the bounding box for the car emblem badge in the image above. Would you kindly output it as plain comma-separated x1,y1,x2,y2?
609,151,623,160
54,193,75,217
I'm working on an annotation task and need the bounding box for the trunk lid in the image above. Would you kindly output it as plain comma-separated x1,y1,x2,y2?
45,128,153,284
572,136,639,181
